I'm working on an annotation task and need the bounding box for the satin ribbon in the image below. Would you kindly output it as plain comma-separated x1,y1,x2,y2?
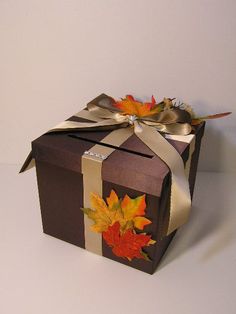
81,128,133,254
48,98,192,136
20,95,194,236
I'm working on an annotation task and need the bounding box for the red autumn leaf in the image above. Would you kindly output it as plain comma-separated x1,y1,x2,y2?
145,95,156,110
126,95,135,101
151,95,156,104
102,220,121,247
103,221,152,260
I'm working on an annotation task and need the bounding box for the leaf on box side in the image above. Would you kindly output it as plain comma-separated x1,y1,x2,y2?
81,207,111,233
121,194,146,220
140,250,151,261
90,192,107,212
102,222,153,261
148,239,156,245
133,216,152,230
102,221,120,247
82,190,156,261
82,192,121,233
106,189,119,210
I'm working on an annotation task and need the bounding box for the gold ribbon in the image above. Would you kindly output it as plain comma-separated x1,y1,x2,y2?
82,128,133,255
48,99,192,136
20,95,195,238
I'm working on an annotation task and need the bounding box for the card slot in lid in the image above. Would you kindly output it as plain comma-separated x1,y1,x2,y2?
68,134,154,159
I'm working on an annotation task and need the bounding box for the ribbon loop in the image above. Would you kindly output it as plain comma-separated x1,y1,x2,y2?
143,107,192,124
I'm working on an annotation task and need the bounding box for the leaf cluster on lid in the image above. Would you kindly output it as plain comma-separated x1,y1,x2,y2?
113,94,231,125
114,95,162,117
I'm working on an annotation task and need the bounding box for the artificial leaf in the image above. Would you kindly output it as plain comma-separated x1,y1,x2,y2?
81,207,111,233
102,221,120,247
106,190,124,223
106,189,119,210
82,191,123,233
90,192,107,212
114,95,162,117
133,216,152,230
126,94,135,101
143,95,156,110
191,112,231,125
121,194,146,220
151,95,156,106
102,222,152,261
83,191,156,261
82,190,152,236
140,250,151,261
148,239,156,245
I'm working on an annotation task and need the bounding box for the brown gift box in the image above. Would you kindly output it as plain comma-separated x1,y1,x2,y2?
27,94,205,274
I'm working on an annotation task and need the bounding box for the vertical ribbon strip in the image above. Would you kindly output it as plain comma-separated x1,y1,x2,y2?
134,122,192,235
81,128,133,254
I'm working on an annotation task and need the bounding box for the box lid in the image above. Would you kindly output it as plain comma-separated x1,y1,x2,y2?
32,95,204,197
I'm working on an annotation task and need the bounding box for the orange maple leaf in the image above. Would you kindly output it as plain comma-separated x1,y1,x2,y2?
121,194,151,230
114,95,161,117
102,221,152,261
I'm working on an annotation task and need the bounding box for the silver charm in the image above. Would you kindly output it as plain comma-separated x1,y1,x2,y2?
127,114,137,125
83,151,107,160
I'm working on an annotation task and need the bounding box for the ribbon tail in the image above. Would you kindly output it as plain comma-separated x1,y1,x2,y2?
48,118,127,133
134,121,191,235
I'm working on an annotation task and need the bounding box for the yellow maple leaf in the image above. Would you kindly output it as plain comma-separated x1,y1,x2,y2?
121,194,151,231
106,189,119,209
82,191,123,233
133,216,152,230
121,194,146,219
82,190,151,234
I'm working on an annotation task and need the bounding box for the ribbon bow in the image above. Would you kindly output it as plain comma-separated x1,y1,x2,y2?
50,95,193,136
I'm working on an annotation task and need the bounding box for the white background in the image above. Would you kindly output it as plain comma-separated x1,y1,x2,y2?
0,2,236,314
1,166,236,314
0,0,235,171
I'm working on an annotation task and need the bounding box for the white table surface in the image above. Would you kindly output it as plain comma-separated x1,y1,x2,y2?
0,164,235,314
